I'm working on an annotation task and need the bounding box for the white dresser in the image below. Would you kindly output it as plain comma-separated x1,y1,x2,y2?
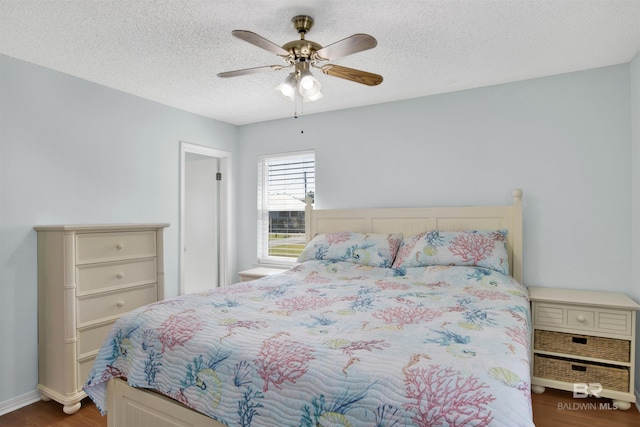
528,286,639,410
34,223,169,414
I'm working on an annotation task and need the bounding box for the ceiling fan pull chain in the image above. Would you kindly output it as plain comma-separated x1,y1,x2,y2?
299,109,304,134
293,95,305,134
293,92,300,119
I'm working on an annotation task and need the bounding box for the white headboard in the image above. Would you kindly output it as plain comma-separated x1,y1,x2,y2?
305,189,523,282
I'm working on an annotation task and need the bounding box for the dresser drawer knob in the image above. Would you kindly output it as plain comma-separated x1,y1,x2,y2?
117,300,125,308
116,243,124,250
117,272,125,279
577,315,585,322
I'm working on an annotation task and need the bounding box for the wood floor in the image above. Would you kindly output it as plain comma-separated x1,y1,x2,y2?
1,389,639,426
531,389,640,427
0,398,104,427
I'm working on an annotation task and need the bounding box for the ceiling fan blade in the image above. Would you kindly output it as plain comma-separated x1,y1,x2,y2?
320,64,383,86
315,34,377,60
231,30,290,57
217,64,285,78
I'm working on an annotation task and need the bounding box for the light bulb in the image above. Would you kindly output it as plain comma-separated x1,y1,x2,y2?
298,70,322,102
274,73,297,101
300,75,315,90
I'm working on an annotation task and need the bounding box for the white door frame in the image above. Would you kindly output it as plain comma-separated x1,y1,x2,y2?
179,142,232,294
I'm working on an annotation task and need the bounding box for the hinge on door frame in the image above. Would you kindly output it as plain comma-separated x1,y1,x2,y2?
216,172,222,181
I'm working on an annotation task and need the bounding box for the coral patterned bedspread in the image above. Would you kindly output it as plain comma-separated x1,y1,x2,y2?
84,260,533,426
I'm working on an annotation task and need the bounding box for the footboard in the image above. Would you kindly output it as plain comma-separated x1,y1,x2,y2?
107,378,225,427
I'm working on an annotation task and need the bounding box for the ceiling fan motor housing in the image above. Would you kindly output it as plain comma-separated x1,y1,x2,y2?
283,39,322,61
284,16,321,61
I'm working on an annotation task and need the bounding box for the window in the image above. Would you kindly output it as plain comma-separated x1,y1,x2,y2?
257,151,315,265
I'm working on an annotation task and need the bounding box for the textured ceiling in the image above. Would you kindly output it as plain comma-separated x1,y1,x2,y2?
2,0,640,126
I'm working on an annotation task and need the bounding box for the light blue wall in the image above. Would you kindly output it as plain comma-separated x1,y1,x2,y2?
238,64,632,292
0,55,238,404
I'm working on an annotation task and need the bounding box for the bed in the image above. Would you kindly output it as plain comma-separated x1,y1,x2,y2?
84,189,533,426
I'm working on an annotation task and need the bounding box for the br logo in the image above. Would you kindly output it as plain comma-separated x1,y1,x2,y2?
573,382,602,398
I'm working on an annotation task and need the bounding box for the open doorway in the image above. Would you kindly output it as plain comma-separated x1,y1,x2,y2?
179,142,232,294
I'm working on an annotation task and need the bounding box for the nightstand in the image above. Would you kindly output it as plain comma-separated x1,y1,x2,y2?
238,267,288,282
528,286,639,410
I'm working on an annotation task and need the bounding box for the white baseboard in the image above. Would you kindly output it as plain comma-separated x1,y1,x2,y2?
0,389,41,416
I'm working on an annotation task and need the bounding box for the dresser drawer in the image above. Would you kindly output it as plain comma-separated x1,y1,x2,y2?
566,308,595,329
534,302,633,336
78,321,115,358
77,259,157,294
77,284,157,325
534,330,630,363
78,356,96,390
76,231,156,264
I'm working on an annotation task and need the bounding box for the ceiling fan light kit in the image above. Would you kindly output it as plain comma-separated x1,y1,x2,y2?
275,62,323,103
218,15,382,104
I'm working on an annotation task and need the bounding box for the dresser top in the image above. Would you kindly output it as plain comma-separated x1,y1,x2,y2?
528,286,640,310
34,223,170,232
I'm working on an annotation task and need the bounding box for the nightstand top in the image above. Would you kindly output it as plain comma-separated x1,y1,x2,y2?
528,286,640,310
239,267,288,276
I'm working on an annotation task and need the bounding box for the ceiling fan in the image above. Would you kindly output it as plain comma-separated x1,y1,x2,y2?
217,15,383,102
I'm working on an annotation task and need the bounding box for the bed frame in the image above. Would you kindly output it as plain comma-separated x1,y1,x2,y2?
105,189,524,426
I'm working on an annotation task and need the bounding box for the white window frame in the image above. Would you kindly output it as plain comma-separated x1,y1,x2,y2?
257,150,315,266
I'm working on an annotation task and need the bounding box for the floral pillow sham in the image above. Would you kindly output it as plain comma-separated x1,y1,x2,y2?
392,229,509,274
297,231,403,268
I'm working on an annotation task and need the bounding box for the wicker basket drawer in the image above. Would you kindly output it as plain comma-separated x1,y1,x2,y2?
533,354,629,392
534,330,630,363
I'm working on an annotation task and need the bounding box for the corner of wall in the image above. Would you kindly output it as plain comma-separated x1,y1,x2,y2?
630,49,640,410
